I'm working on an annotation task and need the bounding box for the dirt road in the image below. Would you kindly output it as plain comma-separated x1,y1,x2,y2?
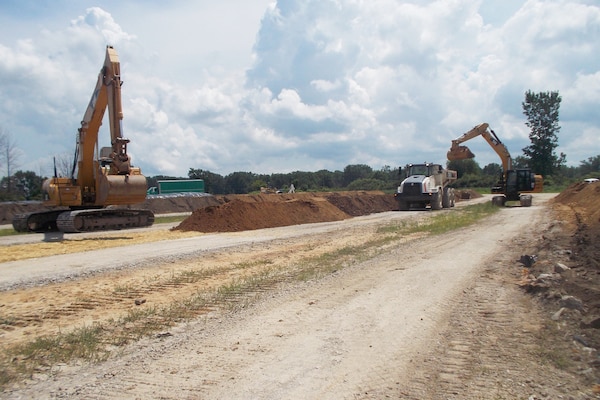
1,193,594,399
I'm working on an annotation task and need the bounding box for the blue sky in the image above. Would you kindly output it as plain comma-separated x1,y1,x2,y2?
0,0,599,177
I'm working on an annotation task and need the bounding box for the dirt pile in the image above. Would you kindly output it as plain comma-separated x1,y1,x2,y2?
522,181,600,378
0,192,397,226
1,190,481,227
174,191,398,232
551,182,600,313
552,181,600,272
553,181,600,230
0,202,56,225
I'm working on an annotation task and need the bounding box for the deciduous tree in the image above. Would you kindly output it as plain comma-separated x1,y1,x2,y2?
521,90,565,176
0,127,23,194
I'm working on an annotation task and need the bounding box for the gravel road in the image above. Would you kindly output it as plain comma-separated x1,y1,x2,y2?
3,194,591,399
0,203,472,290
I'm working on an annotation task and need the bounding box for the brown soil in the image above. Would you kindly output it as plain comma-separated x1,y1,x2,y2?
551,182,600,310
521,181,600,384
173,190,479,233
0,190,480,226
174,191,398,232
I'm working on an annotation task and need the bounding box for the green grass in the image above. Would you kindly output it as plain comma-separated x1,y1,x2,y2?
534,321,575,371
378,201,500,236
154,215,188,224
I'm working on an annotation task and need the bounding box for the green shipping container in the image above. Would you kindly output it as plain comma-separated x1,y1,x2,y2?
156,179,205,194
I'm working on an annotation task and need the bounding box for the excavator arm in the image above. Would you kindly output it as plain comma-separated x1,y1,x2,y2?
13,46,153,232
69,45,147,208
447,123,513,172
447,123,543,205
77,46,134,195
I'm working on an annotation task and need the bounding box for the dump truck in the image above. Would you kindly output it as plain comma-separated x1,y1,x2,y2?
394,162,457,210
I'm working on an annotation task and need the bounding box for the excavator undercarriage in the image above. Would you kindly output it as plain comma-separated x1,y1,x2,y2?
13,208,154,233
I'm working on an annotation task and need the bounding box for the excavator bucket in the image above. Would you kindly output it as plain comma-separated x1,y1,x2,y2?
447,145,476,161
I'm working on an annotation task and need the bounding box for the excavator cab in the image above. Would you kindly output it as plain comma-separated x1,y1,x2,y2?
503,170,536,201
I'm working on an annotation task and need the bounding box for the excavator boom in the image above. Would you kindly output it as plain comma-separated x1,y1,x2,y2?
447,123,542,206
13,46,154,233
447,123,513,172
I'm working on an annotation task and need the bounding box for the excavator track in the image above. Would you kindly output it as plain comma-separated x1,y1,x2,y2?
12,210,69,233
56,209,155,233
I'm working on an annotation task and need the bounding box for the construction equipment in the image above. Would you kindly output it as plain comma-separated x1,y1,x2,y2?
394,162,457,210
13,46,154,233
447,123,543,207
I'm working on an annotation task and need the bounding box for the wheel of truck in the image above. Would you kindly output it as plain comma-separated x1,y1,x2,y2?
450,188,456,207
442,187,450,208
398,200,409,211
431,192,442,210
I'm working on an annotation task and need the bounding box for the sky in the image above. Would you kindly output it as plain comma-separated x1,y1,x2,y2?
0,0,599,178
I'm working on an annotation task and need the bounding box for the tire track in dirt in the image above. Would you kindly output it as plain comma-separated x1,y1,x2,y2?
378,215,587,399
73,207,537,400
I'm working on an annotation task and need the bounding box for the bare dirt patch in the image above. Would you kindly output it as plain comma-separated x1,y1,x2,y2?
532,182,600,313
521,181,600,387
174,191,397,232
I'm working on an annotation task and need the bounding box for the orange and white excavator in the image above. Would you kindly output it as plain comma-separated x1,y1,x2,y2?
447,123,543,207
13,46,154,232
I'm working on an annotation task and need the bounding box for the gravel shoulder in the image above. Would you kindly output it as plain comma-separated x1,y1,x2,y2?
1,194,596,399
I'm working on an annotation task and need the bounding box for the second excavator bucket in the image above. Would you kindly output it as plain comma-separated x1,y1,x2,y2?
447,145,476,161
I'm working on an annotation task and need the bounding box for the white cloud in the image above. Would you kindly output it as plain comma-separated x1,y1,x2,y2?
70,7,136,45
0,0,599,179
310,79,342,92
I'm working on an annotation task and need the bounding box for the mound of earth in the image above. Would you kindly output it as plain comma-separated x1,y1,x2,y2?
552,181,600,273
174,191,398,232
523,181,600,370
141,193,221,214
454,189,483,200
0,202,56,225
0,191,396,226
553,181,600,229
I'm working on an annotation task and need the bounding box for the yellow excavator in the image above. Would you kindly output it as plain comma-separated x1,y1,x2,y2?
13,46,154,232
447,123,543,207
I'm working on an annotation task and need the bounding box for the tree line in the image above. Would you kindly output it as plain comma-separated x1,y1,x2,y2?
2,90,599,200
2,155,597,201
